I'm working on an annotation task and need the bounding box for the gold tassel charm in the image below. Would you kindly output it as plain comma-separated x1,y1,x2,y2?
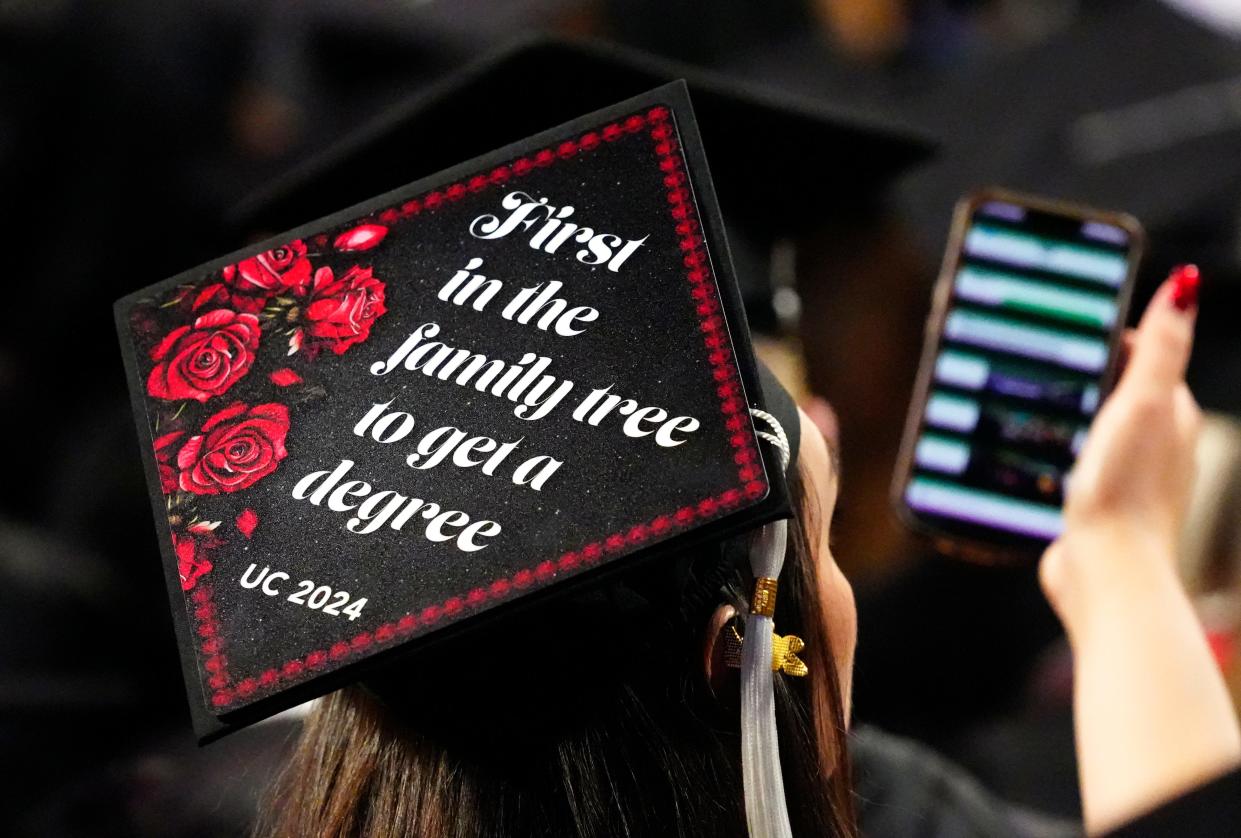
770,632,808,677
751,577,778,617
722,623,809,677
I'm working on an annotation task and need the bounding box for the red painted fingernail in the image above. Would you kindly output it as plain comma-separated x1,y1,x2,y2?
1170,264,1200,311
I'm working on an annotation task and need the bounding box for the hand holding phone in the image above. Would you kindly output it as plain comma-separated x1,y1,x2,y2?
893,189,1144,561
1035,268,1241,836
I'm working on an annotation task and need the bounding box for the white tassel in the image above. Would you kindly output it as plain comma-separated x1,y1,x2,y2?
741,408,794,838
742,520,793,838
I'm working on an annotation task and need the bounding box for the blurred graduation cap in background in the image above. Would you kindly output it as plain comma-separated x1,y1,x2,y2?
234,35,934,335
896,0,1241,415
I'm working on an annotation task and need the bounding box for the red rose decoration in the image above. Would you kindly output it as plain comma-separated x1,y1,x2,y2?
147,309,261,402
230,240,311,293
158,464,176,494
153,430,184,494
269,368,302,387
190,283,229,311
174,533,213,591
303,265,387,355
176,402,290,495
236,508,259,539
220,240,312,312
333,224,388,252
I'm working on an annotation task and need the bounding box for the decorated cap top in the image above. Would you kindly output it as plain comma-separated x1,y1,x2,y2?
116,82,791,741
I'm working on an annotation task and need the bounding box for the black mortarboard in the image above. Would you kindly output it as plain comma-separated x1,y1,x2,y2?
116,81,800,743
233,36,934,332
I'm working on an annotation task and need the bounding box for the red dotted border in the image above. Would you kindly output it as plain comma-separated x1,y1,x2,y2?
199,106,767,710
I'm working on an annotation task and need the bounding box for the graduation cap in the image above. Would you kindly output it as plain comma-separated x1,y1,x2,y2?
893,1,1241,414
116,78,822,833
115,29,949,825
234,36,933,333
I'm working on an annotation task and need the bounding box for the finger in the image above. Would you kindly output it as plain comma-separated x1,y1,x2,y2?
1039,539,1067,619
1173,383,1203,445
1171,384,1202,528
1121,266,1199,395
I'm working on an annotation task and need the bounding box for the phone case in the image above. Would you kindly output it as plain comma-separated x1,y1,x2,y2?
891,187,1145,564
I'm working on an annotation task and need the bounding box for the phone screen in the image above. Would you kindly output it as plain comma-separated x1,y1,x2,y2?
900,196,1140,550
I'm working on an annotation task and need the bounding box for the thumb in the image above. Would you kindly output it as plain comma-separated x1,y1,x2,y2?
1120,265,1198,397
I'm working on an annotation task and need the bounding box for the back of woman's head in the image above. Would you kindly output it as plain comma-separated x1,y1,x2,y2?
256,468,855,838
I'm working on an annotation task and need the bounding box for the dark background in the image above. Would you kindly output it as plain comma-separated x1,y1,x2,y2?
4,1,1240,835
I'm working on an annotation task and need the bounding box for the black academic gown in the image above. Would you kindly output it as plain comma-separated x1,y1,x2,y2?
852,726,1081,838
855,725,1241,837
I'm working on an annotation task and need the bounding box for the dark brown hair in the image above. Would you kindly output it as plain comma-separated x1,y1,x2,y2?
256,467,855,837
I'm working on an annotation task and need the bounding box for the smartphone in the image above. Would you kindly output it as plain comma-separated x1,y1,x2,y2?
893,189,1144,562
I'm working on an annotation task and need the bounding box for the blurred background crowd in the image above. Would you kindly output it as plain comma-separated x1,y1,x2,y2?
3,1,1240,835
